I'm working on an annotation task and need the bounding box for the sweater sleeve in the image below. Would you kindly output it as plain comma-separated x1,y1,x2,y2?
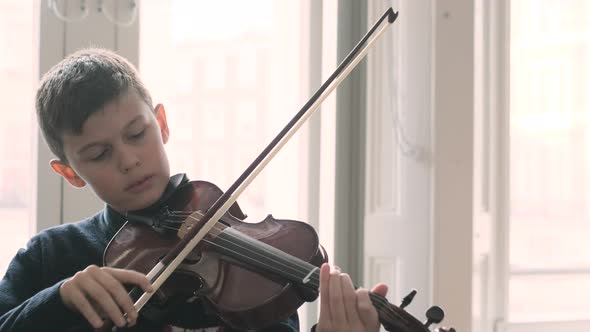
0,242,87,332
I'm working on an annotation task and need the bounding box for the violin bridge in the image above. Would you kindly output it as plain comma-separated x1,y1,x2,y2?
177,211,205,239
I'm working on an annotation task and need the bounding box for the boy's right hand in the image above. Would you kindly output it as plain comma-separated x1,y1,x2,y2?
59,265,154,329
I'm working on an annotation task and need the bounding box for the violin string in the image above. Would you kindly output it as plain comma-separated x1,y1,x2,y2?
165,211,408,324
157,219,320,288
156,214,403,323
221,229,402,324
186,230,404,326
176,226,320,289
156,223,402,324
205,227,321,287
216,228,319,287
157,222,314,285
213,225,321,276
215,234,320,287
175,211,322,283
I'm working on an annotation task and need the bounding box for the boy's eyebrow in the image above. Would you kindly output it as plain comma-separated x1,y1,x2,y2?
122,115,145,131
76,115,145,155
77,142,105,156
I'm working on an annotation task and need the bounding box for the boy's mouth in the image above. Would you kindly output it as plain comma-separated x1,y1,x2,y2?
125,175,154,192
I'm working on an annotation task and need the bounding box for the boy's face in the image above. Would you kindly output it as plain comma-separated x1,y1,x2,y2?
50,89,171,214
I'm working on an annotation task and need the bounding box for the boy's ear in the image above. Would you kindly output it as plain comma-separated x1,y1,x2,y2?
154,104,170,144
49,160,86,188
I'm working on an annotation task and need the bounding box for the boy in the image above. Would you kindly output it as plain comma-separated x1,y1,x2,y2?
0,49,387,331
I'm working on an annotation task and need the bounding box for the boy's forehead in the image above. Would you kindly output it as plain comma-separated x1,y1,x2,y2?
63,92,151,148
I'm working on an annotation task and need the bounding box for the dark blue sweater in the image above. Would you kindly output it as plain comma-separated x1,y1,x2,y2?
0,175,299,331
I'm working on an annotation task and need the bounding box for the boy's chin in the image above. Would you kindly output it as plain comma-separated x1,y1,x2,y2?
115,192,163,213
128,195,163,212
111,179,169,212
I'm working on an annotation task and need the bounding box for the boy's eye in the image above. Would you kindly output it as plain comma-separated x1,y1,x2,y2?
90,150,107,161
130,130,145,140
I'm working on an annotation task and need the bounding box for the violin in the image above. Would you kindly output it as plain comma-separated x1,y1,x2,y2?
104,179,452,332
102,7,455,332
105,179,326,329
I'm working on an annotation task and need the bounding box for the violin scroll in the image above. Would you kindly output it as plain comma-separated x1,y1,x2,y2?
374,289,454,332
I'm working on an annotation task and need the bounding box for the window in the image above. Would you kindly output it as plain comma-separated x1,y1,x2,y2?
140,0,307,222
0,1,35,275
510,0,590,324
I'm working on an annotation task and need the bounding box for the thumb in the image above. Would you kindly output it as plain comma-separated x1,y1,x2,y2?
370,283,388,297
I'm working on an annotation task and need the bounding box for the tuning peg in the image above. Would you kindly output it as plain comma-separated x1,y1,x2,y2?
400,289,417,309
423,306,445,328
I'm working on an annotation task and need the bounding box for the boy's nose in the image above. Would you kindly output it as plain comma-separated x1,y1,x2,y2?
119,154,141,173
122,160,141,173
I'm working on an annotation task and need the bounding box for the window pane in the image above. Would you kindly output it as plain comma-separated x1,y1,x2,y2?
139,0,309,328
510,0,590,322
140,0,306,222
0,1,34,276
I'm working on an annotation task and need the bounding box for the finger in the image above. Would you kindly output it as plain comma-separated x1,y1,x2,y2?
106,267,154,293
340,273,361,325
94,269,138,326
318,263,332,326
81,277,127,327
370,283,388,297
66,286,104,329
356,288,379,330
328,268,346,324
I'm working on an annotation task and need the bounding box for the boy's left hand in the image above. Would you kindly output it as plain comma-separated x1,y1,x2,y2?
317,263,388,332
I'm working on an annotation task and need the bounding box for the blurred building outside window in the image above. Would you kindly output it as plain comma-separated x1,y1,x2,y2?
510,0,590,323
0,0,34,276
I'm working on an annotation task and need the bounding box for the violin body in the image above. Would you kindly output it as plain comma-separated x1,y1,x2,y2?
104,180,327,329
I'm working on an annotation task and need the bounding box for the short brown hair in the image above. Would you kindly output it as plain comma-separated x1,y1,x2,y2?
36,48,153,162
